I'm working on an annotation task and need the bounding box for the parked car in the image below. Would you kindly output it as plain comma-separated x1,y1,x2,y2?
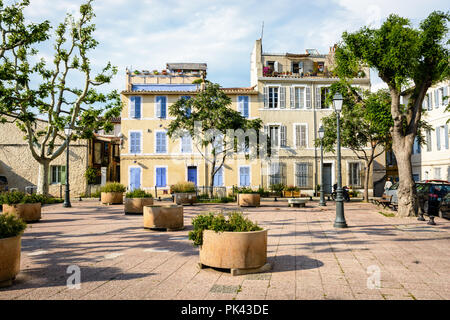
0,175,8,192
384,182,399,205
416,181,450,216
438,193,450,218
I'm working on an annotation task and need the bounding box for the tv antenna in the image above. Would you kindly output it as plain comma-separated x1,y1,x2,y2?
261,21,264,40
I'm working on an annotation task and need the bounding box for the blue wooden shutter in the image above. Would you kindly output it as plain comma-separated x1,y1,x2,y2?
156,97,161,118
435,90,439,108
159,96,167,118
130,97,136,118
156,168,166,187
134,97,141,119
130,167,141,190
243,96,249,118
130,132,136,153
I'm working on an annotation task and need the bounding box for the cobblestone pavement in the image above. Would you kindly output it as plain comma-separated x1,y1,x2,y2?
1,199,449,300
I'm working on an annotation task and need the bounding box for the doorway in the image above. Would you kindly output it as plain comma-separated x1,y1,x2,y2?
323,163,332,194
187,166,197,185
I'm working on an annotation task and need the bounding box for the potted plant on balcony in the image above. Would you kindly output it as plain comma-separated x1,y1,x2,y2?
235,187,260,207
100,182,126,205
171,181,197,205
124,189,153,214
0,191,42,222
190,212,268,275
0,213,27,287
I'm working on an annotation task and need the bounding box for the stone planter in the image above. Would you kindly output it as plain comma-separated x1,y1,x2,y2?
0,235,22,287
2,203,41,222
174,193,197,205
237,193,260,207
143,205,184,231
101,192,123,205
199,229,267,270
124,197,154,214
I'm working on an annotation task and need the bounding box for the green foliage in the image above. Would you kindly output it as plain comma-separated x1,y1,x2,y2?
0,213,27,239
256,187,269,197
270,183,285,194
100,182,126,193
125,189,152,198
284,185,299,192
84,167,99,184
234,187,258,194
188,212,262,247
0,191,63,205
170,181,196,193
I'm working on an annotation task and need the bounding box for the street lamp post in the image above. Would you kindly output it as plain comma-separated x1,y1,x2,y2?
63,125,72,208
318,125,326,206
333,93,347,228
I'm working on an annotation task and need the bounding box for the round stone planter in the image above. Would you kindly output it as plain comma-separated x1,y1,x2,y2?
101,192,123,205
0,235,22,288
124,197,154,214
237,193,260,207
143,205,184,231
174,193,197,205
2,203,41,222
199,229,267,270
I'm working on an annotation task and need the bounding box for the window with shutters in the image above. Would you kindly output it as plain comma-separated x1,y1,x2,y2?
348,162,361,187
438,87,444,107
51,165,66,184
155,96,167,119
294,124,307,148
155,167,167,187
290,86,305,109
129,96,142,119
268,87,279,109
181,96,191,117
181,133,192,153
129,131,141,154
319,86,331,109
238,96,249,118
413,137,421,154
267,125,286,148
434,167,441,180
295,163,309,188
239,166,250,187
269,162,286,186
155,131,167,154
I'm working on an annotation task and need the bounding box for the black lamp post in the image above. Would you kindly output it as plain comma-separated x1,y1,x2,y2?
318,125,326,206
63,125,72,208
333,93,347,228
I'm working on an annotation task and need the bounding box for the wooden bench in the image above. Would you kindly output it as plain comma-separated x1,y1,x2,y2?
374,194,393,209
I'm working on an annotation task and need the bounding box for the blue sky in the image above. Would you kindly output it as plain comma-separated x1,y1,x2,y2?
21,0,449,93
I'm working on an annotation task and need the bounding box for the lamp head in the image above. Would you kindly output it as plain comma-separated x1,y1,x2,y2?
318,125,325,139
333,93,343,112
64,124,73,137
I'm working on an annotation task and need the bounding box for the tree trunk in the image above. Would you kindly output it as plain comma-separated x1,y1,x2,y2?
392,140,417,217
364,160,371,202
36,160,50,196
209,169,215,199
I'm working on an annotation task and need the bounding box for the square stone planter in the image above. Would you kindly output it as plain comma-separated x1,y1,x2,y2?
143,205,184,231
0,235,21,287
174,193,197,205
101,192,123,205
237,193,260,207
2,203,41,222
124,198,154,214
199,229,268,271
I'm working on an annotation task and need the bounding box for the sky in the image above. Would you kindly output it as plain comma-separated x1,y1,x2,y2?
19,0,450,93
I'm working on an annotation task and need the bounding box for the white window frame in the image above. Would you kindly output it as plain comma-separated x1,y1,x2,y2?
154,95,168,119
238,165,251,187
128,130,143,155
316,85,332,109
128,96,142,119
291,85,307,109
154,165,168,187
128,165,143,191
155,130,168,154
50,165,65,185
293,123,308,148
267,85,281,109
266,123,283,148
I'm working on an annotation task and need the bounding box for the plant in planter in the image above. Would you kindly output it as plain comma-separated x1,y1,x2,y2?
269,183,285,196
84,167,99,197
124,189,153,214
283,185,300,197
100,182,126,205
189,212,268,274
235,187,260,207
171,181,197,205
0,213,27,287
0,191,42,222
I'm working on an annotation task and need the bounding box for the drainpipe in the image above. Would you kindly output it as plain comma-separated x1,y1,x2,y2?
313,83,318,196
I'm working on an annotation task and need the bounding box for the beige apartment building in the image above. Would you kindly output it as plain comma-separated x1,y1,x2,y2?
250,39,385,195
120,63,262,196
410,80,450,182
120,40,386,197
